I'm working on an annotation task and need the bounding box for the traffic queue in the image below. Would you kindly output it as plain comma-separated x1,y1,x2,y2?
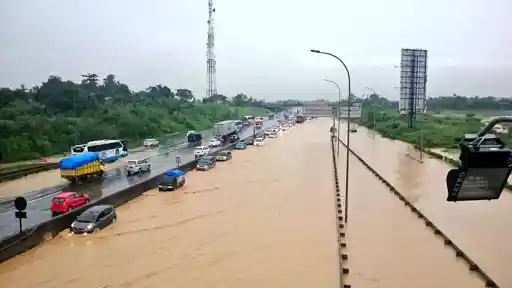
52,116,296,235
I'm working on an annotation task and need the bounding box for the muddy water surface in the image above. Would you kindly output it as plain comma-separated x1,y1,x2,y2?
0,119,340,288
342,152,484,287
340,122,512,287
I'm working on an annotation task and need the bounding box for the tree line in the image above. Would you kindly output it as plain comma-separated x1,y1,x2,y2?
0,74,269,162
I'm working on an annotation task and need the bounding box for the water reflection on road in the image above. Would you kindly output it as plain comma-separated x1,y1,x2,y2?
340,122,512,287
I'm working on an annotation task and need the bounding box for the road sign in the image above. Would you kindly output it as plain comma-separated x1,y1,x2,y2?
175,156,181,165
334,103,362,119
14,196,27,233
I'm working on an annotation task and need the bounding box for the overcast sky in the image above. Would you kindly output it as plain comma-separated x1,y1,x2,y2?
1,0,511,101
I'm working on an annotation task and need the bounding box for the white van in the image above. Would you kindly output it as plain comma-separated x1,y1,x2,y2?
144,139,159,147
125,158,151,175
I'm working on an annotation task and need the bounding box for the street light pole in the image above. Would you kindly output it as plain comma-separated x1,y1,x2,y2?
324,79,342,156
311,49,352,224
364,87,377,139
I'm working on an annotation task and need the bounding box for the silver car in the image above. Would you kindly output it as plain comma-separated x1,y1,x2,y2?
125,158,151,176
70,205,117,234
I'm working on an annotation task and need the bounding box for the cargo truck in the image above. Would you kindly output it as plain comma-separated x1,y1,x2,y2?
59,152,106,183
213,120,237,142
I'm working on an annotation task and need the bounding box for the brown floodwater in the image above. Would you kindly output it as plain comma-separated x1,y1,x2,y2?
0,119,341,288
342,152,484,287
339,122,512,287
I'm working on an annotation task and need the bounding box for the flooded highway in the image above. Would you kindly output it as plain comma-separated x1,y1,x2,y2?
0,123,276,239
339,122,512,287
343,152,484,287
0,118,340,288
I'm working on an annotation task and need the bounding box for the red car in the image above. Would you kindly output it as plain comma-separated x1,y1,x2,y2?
50,192,89,215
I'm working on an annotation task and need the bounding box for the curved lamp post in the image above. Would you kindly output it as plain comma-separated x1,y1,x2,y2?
311,49,352,224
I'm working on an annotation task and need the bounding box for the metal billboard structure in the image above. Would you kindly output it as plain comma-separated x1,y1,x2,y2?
399,48,428,128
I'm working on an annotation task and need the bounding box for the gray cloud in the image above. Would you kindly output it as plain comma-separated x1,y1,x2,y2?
1,0,511,100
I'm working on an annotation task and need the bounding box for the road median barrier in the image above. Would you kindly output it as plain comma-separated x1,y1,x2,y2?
0,163,60,183
0,133,261,264
337,137,499,288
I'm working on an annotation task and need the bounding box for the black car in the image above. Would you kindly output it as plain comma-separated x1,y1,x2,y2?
70,205,117,234
229,134,240,143
246,137,255,145
158,174,186,191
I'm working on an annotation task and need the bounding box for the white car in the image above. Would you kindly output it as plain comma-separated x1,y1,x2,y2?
254,137,265,146
143,139,159,148
125,158,151,176
208,138,222,147
194,146,211,158
268,132,277,138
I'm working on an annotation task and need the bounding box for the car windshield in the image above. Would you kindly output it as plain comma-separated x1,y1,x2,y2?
160,176,176,184
255,138,263,142
219,151,228,156
127,160,137,165
76,211,98,223
198,159,210,165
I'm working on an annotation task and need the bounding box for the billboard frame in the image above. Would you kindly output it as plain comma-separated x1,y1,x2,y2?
400,48,428,128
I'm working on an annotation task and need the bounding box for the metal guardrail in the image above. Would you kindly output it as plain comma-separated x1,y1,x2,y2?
337,137,499,288
330,136,350,288
0,163,60,183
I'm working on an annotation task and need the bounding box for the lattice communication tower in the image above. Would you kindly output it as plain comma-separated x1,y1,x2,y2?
206,0,217,99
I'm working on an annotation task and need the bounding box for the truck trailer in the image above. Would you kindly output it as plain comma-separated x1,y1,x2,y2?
59,152,106,183
213,120,237,142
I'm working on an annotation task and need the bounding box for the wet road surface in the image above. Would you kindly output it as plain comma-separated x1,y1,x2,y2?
0,118,340,288
0,122,278,239
341,151,484,287
339,122,512,287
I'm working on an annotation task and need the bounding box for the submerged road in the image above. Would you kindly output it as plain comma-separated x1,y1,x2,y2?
0,119,280,239
0,118,340,288
340,122,511,287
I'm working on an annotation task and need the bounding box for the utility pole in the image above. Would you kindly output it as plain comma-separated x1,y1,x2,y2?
206,0,218,99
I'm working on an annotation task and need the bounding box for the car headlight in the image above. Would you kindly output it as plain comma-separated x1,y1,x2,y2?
71,222,76,228
87,224,93,230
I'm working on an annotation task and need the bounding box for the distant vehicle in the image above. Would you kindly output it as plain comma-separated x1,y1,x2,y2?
255,122,263,129
269,114,274,120
158,169,186,191
125,157,151,176
51,192,89,216
264,129,272,136
196,156,217,171
216,150,232,161
350,128,358,133
229,134,240,143
187,132,203,143
143,139,159,148
194,145,211,158
255,116,264,125
59,152,106,183
235,141,247,149
268,131,277,138
296,114,306,123
72,139,128,163
254,137,265,146
246,137,255,145
242,116,254,126
213,120,237,142
70,205,116,234
234,120,243,131
208,138,222,147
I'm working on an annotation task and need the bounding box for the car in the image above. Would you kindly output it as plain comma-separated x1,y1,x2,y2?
194,145,211,158
235,141,247,149
264,129,272,136
268,131,277,138
246,137,255,145
208,138,222,147
216,150,232,161
254,137,265,146
70,205,117,234
229,134,240,143
50,192,90,216
196,156,217,171
125,158,151,176
350,128,358,133
159,169,186,191
143,138,159,148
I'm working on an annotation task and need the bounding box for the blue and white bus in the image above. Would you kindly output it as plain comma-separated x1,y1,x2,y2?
71,139,128,163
